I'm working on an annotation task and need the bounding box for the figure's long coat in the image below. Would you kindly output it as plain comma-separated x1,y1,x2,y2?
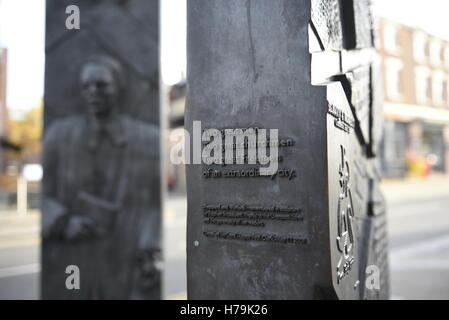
41,115,161,299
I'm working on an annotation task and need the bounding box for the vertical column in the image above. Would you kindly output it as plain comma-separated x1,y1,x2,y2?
42,0,162,299
186,0,388,300
186,0,329,300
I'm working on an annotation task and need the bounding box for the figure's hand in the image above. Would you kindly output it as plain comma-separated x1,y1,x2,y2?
136,248,162,289
64,216,96,241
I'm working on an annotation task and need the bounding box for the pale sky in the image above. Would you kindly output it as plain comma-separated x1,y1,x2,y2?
373,0,449,39
0,0,187,119
0,0,448,118
0,0,45,119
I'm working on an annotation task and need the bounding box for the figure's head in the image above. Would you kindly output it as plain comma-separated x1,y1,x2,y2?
80,55,125,118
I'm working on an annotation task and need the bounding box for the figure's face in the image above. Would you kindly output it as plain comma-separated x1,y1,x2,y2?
81,64,119,118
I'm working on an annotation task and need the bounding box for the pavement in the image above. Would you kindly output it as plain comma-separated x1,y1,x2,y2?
0,212,40,300
0,175,448,300
382,175,449,300
0,202,188,300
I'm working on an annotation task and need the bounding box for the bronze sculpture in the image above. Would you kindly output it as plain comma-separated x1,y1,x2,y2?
42,56,161,299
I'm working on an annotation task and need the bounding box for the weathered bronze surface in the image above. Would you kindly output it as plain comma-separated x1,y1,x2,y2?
42,1,161,300
186,0,389,300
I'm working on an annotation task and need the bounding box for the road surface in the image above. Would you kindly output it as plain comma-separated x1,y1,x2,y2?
1,176,449,300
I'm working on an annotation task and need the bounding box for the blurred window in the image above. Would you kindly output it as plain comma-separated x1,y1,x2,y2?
444,77,449,107
386,58,403,100
427,77,433,101
445,46,449,69
384,23,401,54
425,41,431,58
432,71,446,106
442,79,448,105
440,46,446,64
381,121,408,177
415,66,431,104
430,39,442,66
413,31,428,63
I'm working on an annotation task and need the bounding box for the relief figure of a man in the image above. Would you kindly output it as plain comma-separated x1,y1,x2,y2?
42,56,161,299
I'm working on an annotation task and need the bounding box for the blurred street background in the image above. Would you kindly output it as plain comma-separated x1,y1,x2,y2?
1,174,449,299
1,0,449,300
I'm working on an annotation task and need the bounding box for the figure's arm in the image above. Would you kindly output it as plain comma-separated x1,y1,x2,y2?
135,127,162,251
136,155,163,289
41,123,67,238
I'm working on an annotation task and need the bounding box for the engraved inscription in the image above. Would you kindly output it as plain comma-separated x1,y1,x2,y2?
204,219,266,227
328,103,355,134
204,204,302,221
201,128,297,180
202,168,297,180
202,204,306,245
203,231,308,245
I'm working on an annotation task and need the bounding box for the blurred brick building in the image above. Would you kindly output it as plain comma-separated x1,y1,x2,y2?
378,18,449,177
0,48,10,167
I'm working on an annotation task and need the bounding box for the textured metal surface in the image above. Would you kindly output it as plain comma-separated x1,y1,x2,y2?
311,0,344,52
352,0,374,49
44,0,159,127
345,65,371,145
186,0,388,300
370,59,385,157
327,82,367,299
42,0,161,300
340,0,374,50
